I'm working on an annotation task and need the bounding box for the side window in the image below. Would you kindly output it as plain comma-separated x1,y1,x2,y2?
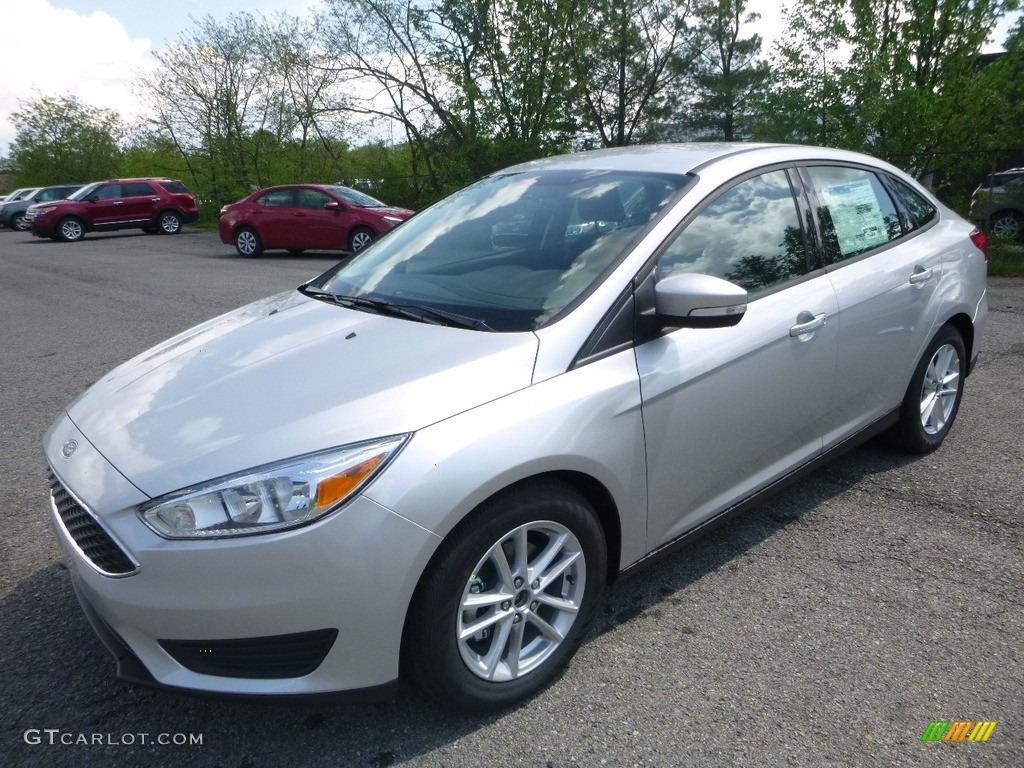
295,188,332,209
657,170,807,294
887,176,937,231
257,189,295,207
123,182,156,197
805,166,903,263
93,184,123,200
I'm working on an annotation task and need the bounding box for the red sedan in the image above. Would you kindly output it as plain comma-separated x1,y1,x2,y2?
218,184,414,257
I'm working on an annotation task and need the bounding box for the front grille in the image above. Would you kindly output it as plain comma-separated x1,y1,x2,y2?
48,470,138,576
159,629,339,679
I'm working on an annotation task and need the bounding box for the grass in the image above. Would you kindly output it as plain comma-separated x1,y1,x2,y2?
988,240,1024,277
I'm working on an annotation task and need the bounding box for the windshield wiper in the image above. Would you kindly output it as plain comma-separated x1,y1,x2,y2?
299,285,491,330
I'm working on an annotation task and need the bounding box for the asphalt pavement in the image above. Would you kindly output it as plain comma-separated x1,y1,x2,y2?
0,228,1021,767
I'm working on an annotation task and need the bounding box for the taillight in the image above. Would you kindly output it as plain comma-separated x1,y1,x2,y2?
969,228,989,261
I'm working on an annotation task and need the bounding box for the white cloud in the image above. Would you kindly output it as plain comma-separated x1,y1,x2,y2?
0,0,155,155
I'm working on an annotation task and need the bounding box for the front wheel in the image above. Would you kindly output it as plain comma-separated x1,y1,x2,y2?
890,325,966,454
11,212,28,232
404,481,606,711
234,227,262,257
158,210,182,234
348,227,375,252
56,217,85,242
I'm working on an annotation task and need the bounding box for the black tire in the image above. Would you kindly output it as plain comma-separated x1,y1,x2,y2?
403,480,606,711
889,324,966,454
157,210,183,235
56,217,85,242
287,248,306,255
234,227,263,257
348,227,375,253
11,212,28,232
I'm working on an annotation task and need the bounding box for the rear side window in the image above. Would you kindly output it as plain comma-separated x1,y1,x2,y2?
805,166,903,263
888,177,937,231
160,181,190,194
257,189,294,207
123,182,156,197
657,170,808,294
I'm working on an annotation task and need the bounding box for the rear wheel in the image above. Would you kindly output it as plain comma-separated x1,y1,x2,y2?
890,324,966,454
56,217,85,242
348,227,375,252
987,210,1023,241
234,227,262,257
158,210,183,234
404,481,606,711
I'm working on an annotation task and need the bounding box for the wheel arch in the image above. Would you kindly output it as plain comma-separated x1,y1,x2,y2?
944,312,975,375
397,468,621,694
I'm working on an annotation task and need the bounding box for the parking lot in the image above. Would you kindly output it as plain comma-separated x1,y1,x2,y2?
1,228,1021,768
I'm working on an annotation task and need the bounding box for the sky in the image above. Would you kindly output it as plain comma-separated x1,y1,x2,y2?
0,0,1020,157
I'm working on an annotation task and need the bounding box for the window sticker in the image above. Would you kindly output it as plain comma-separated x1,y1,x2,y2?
819,178,889,255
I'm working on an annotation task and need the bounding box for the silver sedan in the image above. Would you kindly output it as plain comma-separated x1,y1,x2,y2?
43,143,987,710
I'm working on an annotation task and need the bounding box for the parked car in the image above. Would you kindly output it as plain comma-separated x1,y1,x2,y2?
218,184,414,257
0,187,41,226
969,168,1024,241
44,144,987,711
28,178,198,241
0,184,84,231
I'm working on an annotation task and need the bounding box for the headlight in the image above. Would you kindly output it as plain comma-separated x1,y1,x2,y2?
139,435,409,539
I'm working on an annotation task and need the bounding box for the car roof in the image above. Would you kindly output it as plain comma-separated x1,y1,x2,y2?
497,143,902,177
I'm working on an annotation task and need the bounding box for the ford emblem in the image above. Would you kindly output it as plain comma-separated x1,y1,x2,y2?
62,439,79,458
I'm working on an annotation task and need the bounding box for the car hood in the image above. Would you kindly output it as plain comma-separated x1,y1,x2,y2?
67,290,539,499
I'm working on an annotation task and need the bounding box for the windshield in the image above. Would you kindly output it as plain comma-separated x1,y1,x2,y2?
329,186,388,208
68,182,103,200
317,168,690,332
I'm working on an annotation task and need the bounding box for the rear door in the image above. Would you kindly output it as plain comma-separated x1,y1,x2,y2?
251,188,299,248
636,168,840,548
294,187,342,249
120,181,160,223
799,165,943,446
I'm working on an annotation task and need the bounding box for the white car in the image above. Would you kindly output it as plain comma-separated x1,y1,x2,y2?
44,143,987,710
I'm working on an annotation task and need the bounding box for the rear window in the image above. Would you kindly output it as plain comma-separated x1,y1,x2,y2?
888,177,937,231
160,181,191,194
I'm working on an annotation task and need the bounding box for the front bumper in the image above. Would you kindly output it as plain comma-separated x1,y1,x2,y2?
44,414,440,698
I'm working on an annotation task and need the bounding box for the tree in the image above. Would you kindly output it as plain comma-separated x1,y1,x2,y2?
684,0,770,140
762,0,1021,180
8,94,123,185
318,0,578,196
135,11,345,204
568,0,702,147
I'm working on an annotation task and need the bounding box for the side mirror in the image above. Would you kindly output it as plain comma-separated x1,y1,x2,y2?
324,201,341,211
654,273,748,328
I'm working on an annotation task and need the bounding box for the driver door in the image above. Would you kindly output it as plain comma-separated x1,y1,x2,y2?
636,169,840,548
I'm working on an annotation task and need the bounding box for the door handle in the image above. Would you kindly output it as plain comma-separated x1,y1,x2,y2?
112,201,124,206
909,267,933,284
790,312,826,337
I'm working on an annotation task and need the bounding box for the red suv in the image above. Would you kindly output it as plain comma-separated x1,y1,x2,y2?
29,178,199,242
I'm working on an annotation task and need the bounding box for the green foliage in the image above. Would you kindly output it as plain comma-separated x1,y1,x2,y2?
9,94,123,185
684,0,771,140
10,0,1023,216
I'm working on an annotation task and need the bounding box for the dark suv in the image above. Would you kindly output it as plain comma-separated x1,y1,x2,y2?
28,178,199,242
1,184,83,231
969,168,1024,241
